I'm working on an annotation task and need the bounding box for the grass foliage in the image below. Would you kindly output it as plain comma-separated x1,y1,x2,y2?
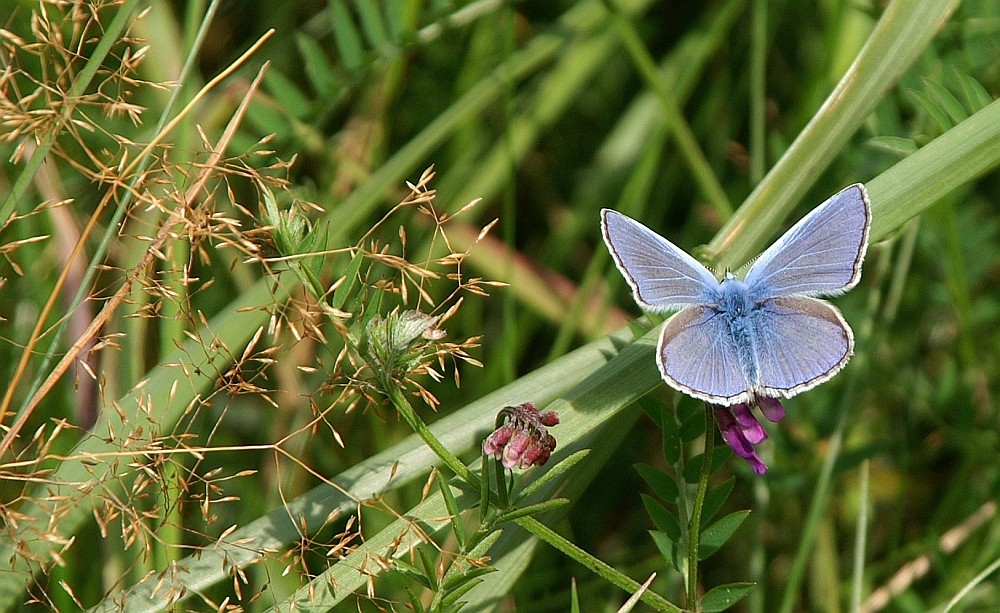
1,0,1000,611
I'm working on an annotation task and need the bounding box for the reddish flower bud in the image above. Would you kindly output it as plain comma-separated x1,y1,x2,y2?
483,402,559,470
482,425,513,456
539,411,560,427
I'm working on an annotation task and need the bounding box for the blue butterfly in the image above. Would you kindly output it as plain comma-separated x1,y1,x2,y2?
601,184,871,406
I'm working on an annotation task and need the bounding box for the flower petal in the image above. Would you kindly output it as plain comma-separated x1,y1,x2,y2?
714,405,769,474
715,407,754,457
745,452,767,475
539,411,560,427
482,425,513,456
731,403,767,444
758,397,785,422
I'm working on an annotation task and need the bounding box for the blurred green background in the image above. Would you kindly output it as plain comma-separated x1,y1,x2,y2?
1,0,999,611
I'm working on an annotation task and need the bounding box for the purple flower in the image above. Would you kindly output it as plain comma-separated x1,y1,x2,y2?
483,402,559,470
713,398,785,475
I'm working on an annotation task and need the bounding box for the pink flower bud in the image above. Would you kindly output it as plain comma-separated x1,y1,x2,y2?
483,402,559,470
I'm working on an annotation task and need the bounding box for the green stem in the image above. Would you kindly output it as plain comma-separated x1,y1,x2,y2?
687,409,715,611
516,516,681,612
383,380,480,489
385,378,680,610
749,0,767,183
493,457,510,509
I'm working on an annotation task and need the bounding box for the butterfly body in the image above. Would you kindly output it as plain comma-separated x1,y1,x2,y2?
602,184,871,406
714,275,763,386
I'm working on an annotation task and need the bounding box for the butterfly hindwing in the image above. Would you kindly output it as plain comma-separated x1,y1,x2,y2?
657,306,752,404
751,296,854,397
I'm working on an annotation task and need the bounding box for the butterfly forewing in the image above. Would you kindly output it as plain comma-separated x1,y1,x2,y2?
744,184,871,299
657,306,752,404
752,296,854,397
601,209,719,312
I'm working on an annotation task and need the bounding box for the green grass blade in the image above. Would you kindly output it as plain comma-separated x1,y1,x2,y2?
708,0,960,270
867,97,1000,242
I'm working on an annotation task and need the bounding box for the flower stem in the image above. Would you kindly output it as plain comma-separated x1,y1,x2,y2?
382,379,480,488
687,408,715,611
516,516,681,612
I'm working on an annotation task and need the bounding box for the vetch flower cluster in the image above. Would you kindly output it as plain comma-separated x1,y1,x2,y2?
713,397,785,475
483,403,559,469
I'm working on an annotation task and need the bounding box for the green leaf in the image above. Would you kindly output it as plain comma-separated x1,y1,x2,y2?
635,463,679,502
700,510,751,560
394,555,435,590
441,566,496,594
263,69,313,120
679,408,706,443
331,250,365,310
417,545,438,589
353,0,390,53
641,395,663,427
330,0,365,71
515,449,590,503
381,0,405,40
905,86,954,133
700,476,735,525
700,582,755,612
954,71,993,114
441,577,486,611
676,395,701,423
404,585,427,613
246,97,292,140
641,494,681,540
479,457,491,521
438,528,503,603
494,498,570,524
921,77,968,125
294,33,339,98
466,529,504,559
683,446,729,483
649,530,684,573
437,473,466,549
